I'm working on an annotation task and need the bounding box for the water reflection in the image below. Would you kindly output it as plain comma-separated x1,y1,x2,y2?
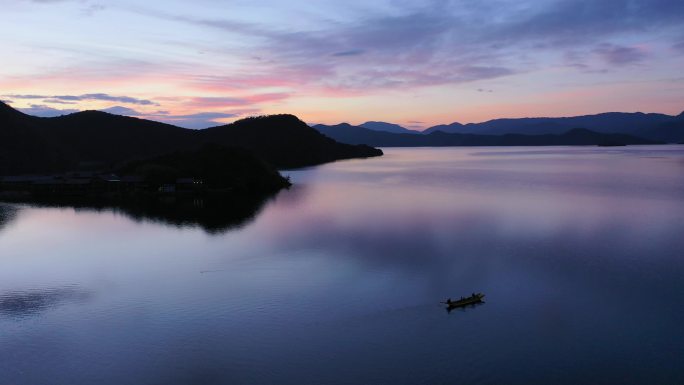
1,146,683,385
0,285,90,318
446,301,485,314
0,193,278,235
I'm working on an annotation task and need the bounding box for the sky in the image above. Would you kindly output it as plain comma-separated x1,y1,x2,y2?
1,0,683,130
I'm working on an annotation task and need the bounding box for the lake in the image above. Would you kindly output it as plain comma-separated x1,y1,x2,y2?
1,146,684,385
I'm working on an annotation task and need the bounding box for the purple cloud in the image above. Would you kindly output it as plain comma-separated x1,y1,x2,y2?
674,41,684,53
486,0,684,47
6,93,157,105
98,106,241,129
186,94,290,108
100,106,142,116
43,99,77,105
149,5,515,91
594,44,647,65
17,104,78,117
152,112,240,129
81,3,106,16
13,103,241,129
156,0,683,94
332,50,365,57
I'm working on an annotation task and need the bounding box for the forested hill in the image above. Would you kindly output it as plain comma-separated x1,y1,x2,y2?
0,101,382,174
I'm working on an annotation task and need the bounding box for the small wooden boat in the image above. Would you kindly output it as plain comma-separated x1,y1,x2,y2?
443,293,485,308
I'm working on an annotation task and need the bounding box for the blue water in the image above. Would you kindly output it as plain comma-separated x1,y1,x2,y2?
1,146,684,384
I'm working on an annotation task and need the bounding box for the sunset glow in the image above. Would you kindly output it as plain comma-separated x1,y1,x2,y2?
2,0,683,129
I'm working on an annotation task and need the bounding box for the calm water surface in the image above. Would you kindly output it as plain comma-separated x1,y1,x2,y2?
1,146,684,385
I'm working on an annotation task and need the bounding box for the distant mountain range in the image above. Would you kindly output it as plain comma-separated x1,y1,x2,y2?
359,121,417,134
314,124,658,147
325,110,683,140
0,101,382,175
315,110,684,146
3,99,682,178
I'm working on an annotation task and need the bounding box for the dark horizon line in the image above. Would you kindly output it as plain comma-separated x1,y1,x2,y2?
318,109,684,133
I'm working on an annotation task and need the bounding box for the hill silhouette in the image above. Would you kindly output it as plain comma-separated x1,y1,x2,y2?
0,103,57,174
203,115,382,169
314,124,658,147
0,101,382,175
418,112,683,141
359,121,417,134
119,144,290,194
422,122,465,134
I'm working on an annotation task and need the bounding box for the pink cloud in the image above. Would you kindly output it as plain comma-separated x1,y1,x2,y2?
186,62,335,93
185,93,290,108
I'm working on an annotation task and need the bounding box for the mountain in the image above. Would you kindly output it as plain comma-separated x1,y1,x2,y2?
315,123,658,147
119,144,290,194
422,122,464,134
203,115,382,169
422,112,682,140
0,101,382,175
0,107,197,175
424,117,573,135
315,123,423,146
638,119,684,143
360,121,417,134
43,111,194,168
0,105,65,175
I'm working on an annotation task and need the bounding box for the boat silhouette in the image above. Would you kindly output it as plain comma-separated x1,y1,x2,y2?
442,293,485,309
